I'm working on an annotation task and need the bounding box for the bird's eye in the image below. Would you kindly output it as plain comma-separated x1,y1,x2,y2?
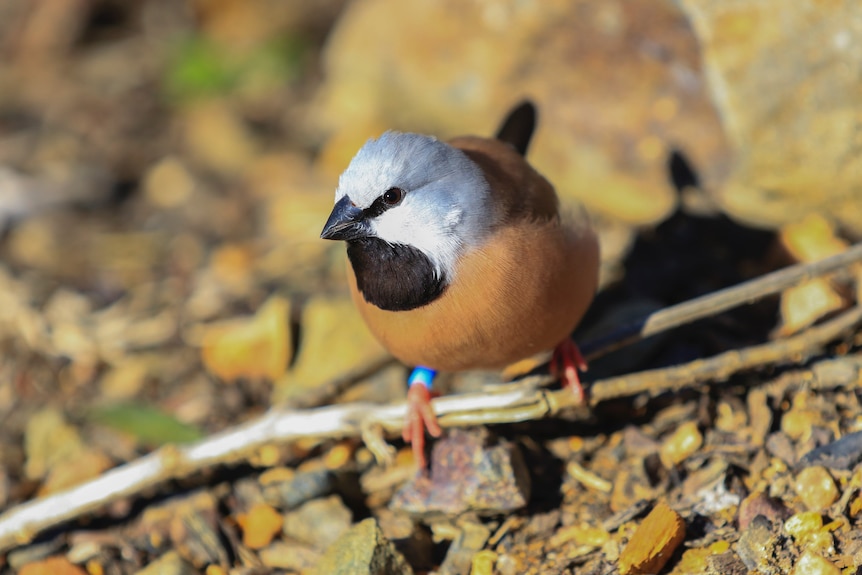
382,187,404,206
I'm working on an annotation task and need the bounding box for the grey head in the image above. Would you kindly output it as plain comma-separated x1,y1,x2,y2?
320,132,494,310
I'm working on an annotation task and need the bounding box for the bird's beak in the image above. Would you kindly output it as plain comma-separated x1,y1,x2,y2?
320,196,368,241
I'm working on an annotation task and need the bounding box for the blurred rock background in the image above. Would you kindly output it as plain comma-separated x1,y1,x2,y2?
0,0,861,572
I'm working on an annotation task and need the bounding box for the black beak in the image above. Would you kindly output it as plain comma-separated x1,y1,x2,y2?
320,196,368,241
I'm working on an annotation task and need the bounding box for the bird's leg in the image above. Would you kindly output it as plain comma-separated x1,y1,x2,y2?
403,366,442,469
551,338,588,403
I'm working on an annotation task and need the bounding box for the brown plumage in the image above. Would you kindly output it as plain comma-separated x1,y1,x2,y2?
348,135,599,372
321,101,600,467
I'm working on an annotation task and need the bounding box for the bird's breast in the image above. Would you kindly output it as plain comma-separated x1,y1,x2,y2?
348,217,600,372
346,237,447,312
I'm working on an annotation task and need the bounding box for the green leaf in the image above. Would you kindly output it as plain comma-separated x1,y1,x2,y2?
87,404,204,446
164,36,238,101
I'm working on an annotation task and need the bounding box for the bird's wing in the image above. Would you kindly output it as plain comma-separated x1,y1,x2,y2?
449,135,559,224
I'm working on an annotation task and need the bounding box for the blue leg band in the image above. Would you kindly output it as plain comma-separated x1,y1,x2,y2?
408,366,437,390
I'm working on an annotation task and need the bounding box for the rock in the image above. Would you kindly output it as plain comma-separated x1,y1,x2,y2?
705,550,748,575
735,514,788,575
133,551,197,575
236,502,284,550
130,491,228,568
272,296,388,404
200,293,292,384
258,541,321,572
391,428,530,516
798,430,862,472
738,493,791,530
790,550,841,575
260,465,335,509
784,511,835,556
438,519,491,575
282,495,353,550
794,466,839,511
659,421,703,468
314,0,730,227
313,517,414,575
678,0,862,233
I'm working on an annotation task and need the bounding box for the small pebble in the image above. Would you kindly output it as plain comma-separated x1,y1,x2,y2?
790,550,841,575
659,421,703,468
283,495,352,550
794,466,839,511
736,515,781,573
470,550,497,575
313,518,414,575
784,512,835,555
237,502,283,550
738,493,791,530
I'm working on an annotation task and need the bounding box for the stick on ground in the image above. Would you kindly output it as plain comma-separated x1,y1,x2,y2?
580,242,862,359
0,245,861,552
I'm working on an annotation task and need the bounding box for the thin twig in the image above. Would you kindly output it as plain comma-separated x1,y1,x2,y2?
588,304,862,404
0,303,859,552
580,242,862,360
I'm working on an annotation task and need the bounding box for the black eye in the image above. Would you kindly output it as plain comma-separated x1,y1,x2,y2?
382,187,404,206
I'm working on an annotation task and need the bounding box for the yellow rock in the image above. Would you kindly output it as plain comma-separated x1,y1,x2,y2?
181,98,258,176
201,295,292,383
794,466,839,512
780,214,848,262
679,0,862,233
790,550,841,575
24,408,85,480
39,448,113,496
659,421,703,468
143,157,196,209
237,503,284,550
272,297,388,404
777,279,846,336
470,550,497,575
314,0,727,226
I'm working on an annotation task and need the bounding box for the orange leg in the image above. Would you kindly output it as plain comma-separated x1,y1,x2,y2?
402,367,442,469
551,338,588,403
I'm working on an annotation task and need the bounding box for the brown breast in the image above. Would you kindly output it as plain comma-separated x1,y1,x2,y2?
349,136,600,371
349,214,599,371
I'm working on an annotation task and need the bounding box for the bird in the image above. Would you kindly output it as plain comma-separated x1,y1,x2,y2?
320,101,600,468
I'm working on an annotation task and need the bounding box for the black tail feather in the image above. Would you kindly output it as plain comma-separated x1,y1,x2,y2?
495,100,536,156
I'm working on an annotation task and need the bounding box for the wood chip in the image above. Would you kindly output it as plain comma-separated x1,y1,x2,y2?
618,501,685,575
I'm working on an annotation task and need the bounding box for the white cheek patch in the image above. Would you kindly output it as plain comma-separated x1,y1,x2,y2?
371,206,465,280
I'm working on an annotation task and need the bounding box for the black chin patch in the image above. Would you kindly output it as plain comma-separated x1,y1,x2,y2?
346,237,447,311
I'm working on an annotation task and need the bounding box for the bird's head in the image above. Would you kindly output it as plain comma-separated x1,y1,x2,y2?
320,132,493,282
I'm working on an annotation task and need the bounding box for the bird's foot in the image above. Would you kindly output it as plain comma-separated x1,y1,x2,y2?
403,367,442,469
551,339,588,403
